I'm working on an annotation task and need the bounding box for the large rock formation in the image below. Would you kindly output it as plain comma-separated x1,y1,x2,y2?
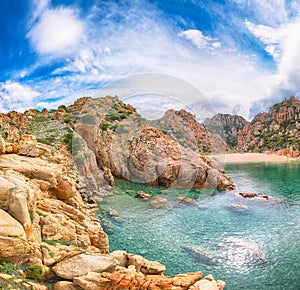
237,96,300,155
204,113,249,149
73,98,234,190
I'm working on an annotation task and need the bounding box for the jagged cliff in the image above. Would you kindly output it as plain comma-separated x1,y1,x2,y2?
203,114,249,149
237,96,300,156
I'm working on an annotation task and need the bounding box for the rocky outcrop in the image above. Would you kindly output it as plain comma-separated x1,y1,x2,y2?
204,113,249,149
0,209,31,261
95,125,235,190
0,135,109,265
49,249,225,290
237,96,300,154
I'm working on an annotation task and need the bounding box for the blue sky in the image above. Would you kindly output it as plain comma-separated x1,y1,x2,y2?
1,0,300,119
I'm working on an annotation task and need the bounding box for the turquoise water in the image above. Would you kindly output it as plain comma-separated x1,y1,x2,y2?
99,162,300,290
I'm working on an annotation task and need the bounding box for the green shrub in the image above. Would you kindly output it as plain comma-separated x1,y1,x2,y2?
33,116,50,123
105,113,127,121
99,123,110,131
61,132,74,151
0,261,20,275
25,265,44,278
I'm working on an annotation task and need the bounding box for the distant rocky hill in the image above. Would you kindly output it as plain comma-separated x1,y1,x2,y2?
203,114,249,149
237,96,300,156
156,109,229,153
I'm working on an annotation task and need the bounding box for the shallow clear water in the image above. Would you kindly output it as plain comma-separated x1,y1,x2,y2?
99,162,300,290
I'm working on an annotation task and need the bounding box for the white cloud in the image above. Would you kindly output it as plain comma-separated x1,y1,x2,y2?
30,0,50,23
0,81,40,112
178,29,220,50
230,0,290,26
28,7,84,56
246,15,300,94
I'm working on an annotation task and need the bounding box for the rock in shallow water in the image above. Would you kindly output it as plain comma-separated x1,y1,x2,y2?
217,237,268,267
225,203,250,214
150,196,171,208
181,245,217,266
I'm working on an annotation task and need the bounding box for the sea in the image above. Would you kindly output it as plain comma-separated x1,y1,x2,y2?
98,161,300,290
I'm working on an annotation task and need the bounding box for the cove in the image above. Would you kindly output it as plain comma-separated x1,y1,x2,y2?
99,162,300,290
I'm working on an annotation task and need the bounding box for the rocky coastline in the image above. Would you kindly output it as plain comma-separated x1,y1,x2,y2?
0,97,228,289
1,95,299,289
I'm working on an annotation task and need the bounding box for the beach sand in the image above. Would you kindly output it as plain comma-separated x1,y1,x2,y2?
212,153,299,164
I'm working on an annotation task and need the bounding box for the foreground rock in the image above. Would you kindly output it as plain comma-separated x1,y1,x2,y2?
51,250,225,290
239,192,271,200
52,254,116,279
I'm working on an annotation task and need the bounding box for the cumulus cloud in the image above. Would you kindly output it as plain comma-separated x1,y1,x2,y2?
178,29,221,49
246,15,300,95
0,81,40,112
28,7,84,56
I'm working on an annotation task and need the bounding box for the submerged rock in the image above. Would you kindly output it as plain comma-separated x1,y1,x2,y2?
181,245,217,266
239,192,270,200
108,208,124,222
150,196,170,208
135,190,152,199
217,237,267,266
177,196,198,206
225,203,250,214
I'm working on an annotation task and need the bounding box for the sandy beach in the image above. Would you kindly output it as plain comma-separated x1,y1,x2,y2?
212,153,299,164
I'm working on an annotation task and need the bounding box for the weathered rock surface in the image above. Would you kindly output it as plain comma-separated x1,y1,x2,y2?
127,254,166,275
157,109,212,153
71,269,205,290
70,97,235,190
189,274,226,290
0,209,31,261
52,254,116,280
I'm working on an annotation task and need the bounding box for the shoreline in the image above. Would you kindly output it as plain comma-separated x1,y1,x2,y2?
211,152,299,164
